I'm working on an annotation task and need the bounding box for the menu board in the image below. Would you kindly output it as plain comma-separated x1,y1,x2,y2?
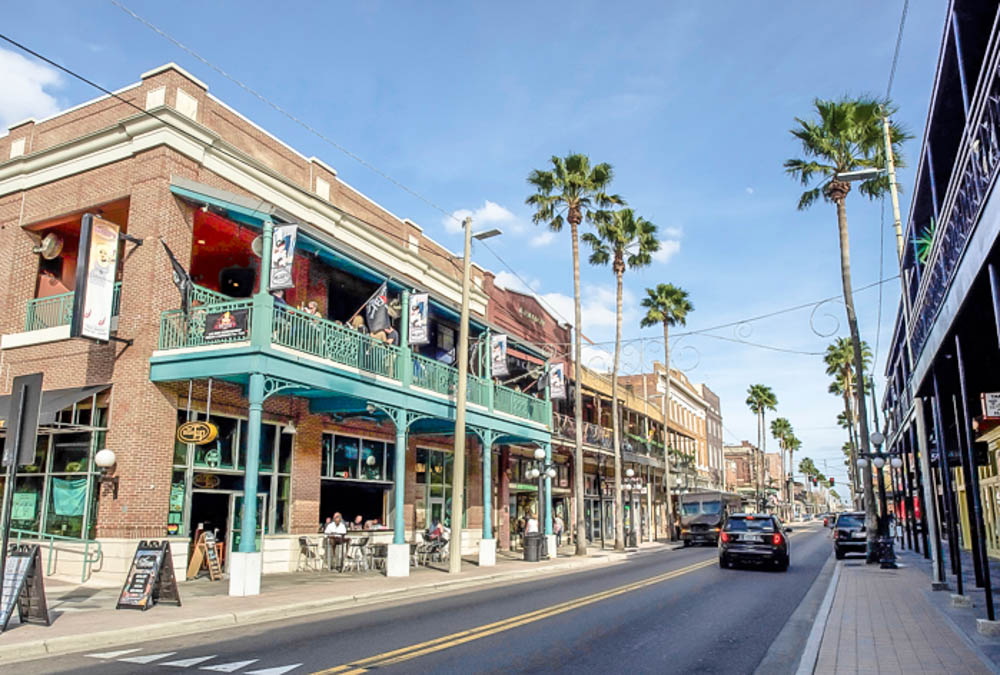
1,545,48,632
117,541,181,611
203,531,222,581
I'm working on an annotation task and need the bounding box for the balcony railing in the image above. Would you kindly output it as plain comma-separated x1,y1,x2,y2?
157,295,548,425
24,282,122,332
552,412,614,450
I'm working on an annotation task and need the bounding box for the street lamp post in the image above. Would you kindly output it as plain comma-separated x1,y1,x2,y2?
527,446,558,559
856,430,902,569
623,467,643,547
449,219,501,574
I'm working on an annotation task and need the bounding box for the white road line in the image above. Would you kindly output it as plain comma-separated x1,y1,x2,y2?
245,666,302,675
201,660,259,672
86,648,143,659
162,655,218,667
119,652,178,664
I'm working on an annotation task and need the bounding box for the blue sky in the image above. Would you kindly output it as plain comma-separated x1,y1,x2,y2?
1,1,947,491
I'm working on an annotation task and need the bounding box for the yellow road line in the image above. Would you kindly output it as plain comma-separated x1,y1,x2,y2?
312,557,715,674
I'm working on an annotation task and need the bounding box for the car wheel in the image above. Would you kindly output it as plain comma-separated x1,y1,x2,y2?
835,548,844,560
719,555,727,568
778,557,789,572
682,540,690,548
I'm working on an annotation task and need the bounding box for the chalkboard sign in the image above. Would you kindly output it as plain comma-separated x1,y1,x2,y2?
203,531,222,581
1,545,49,632
116,540,181,611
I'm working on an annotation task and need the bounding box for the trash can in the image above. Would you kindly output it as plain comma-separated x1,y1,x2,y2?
628,530,638,548
523,533,541,562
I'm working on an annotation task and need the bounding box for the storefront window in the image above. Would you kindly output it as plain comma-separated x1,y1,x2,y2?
334,437,359,479
46,475,91,538
194,416,238,470
11,476,44,532
50,433,91,473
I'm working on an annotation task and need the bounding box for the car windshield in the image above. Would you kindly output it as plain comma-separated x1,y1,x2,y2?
681,503,700,516
837,515,864,528
701,500,722,515
724,518,775,532
681,500,722,516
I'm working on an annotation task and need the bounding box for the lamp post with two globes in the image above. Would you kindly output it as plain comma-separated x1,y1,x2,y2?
856,430,902,568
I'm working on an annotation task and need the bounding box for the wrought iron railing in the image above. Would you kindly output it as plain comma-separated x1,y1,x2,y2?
412,352,458,395
494,384,550,425
158,298,254,350
24,282,122,332
552,412,613,448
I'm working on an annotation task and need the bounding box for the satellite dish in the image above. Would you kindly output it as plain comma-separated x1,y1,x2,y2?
251,235,263,257
33,232,64,260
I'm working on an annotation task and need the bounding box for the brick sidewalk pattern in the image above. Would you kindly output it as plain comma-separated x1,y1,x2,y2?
814,560,990,674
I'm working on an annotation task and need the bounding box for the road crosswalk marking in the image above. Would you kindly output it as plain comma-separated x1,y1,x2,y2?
85,648,143,659
84,650,299,673
119,652,177,664
245,666,303,675
161,655,218,667
200,659,259,672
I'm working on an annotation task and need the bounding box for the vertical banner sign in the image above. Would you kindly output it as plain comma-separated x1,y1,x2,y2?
491,334,509,377
71,214,119,342
269,223,298,291
409,293,429,345
549,362,567,400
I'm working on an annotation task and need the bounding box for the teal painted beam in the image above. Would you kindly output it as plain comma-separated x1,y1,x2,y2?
169,185,268,227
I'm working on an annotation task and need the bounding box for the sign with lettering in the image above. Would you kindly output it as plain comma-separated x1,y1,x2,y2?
408,293,429,345
10,492,36,522
203,308,249,342
269,224,298,291
176,421,219,445
549,363,566,400
491,334,509,377
982,392,1000,419
116,540,181,611
70,214,120,343
203,531,222,581
1,545,49,632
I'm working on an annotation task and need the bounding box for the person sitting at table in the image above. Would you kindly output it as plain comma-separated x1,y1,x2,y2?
351,514,364,530
364,518,380,529
428,520,445,540
325,512,347,535
319,516,332,534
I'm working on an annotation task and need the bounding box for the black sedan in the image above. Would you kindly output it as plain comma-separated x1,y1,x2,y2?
718,514,790,571
833,511,867,559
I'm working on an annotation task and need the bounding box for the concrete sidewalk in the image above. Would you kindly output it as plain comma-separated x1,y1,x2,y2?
0,540,676,664
810,556,996,674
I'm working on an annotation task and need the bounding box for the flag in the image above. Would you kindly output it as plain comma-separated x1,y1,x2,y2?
162,239,192,315
491,334,509,377
365,282,391,333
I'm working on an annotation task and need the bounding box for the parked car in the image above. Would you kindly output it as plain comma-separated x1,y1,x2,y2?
833,511,867,559
718,513,791,571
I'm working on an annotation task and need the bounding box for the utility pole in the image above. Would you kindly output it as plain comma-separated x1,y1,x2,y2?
449,216,473,574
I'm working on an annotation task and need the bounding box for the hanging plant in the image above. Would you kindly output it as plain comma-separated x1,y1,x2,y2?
915,217,936,265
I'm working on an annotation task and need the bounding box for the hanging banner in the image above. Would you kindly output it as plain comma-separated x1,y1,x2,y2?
269,224,298,291
70,214,119,342
409,293,429,345
549,362,567,400
491,334,509,377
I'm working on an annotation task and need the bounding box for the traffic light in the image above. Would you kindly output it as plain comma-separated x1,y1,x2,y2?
829,477,835,486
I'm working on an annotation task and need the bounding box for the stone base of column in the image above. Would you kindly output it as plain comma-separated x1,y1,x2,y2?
978,618,1000,636
546,534,557,559
228,551,262,597
951,593,974,608
931,581,950,591
386,543,410,577
478,538,496,566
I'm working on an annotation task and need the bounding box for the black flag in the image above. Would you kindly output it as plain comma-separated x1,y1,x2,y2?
161,240,192,315
365,282,391,333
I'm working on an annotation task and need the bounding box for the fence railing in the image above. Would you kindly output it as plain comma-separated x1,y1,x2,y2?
495,384,550,425
24,282,122,332
158,298,254,350
11,528,103,582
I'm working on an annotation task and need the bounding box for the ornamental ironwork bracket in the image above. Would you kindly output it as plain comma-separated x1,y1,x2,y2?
263,377,300,401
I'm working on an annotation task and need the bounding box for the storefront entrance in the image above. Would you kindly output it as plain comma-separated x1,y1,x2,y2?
190,489,265,571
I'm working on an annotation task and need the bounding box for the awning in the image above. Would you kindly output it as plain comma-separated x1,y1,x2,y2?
0,385,110,427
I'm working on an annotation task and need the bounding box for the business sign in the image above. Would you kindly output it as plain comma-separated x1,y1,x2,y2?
982,392,1000,419
549,363,567,400
269,224,298,291
203,308,249,342
409,293,429,345
70,214,119,342
116,540,181,611
176,420,219,445
491,334,509,377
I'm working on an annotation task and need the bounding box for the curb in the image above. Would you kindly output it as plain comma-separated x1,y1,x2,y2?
794,560,842,675
0,546,666,664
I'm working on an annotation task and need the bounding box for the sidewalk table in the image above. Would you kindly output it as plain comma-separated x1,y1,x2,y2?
324,534,349,571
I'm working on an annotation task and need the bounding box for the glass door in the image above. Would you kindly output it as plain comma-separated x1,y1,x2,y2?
229,493,266,554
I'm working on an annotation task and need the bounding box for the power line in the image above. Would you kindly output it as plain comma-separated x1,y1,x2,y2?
886,0,910,99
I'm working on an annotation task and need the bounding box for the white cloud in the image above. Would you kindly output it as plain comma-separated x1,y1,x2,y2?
443,200,525,235
0,48,63,129
493,270,540,294
663,226,683,238
580,344,613,373
745,187,755,195
539,283,634,337
530,230,556,247
652,239,681,264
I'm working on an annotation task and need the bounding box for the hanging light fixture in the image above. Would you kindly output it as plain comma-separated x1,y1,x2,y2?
283,420,297,435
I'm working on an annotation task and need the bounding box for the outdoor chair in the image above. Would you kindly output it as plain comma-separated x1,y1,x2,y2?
343,536,370,573
297,536,322,572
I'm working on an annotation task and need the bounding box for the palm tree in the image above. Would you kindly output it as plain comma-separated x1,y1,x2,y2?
770,417,793,516
639,284,693,541
786,96,910,556
746,384,777,511
786,434,802,513
584,209,659,550
527,153,623,556
825,337,872,506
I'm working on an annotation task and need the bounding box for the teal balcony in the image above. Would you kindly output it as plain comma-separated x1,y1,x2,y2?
24,282,123,332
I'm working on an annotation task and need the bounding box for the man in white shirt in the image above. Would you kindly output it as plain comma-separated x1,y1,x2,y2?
325,512,347,535
526,514,539,534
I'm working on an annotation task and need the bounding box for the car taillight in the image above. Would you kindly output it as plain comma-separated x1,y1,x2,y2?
772,533,783,546
721,532,730,543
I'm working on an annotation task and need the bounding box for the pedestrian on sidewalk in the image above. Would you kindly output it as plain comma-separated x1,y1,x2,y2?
554,514,564,547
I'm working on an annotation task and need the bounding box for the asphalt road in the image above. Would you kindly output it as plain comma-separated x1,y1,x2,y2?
19,523,833,675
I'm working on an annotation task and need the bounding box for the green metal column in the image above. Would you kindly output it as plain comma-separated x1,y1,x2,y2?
393,410,407,545
544,441,553,536
251,220,275,346
240,372,265,552
482,429,494,540
484,329,493,411
399,290,411,388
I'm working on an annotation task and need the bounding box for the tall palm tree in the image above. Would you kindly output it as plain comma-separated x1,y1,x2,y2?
825,337,872,506
639,284,693,541
786,434,802,513
584,208,659,551
527,153,623,556
746,384,777,511
770,417,793,516
786,96,910,557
